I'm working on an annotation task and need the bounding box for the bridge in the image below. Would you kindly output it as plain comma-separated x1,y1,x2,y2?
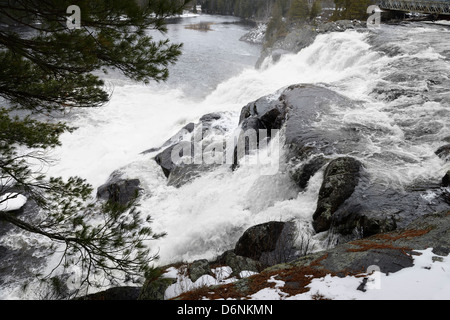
378,0,450,15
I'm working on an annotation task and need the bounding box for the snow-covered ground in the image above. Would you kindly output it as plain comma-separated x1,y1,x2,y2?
159,248,450,300
163,265,258,300
249,248,450,300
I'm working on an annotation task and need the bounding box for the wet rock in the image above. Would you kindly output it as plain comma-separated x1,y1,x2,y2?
310,154,447,239
312,157,363,233
239,94,284,125
436,144,450,161
142,122,195,155
290,155,328,189
154,141,193,178
97,172,141,205
137,269,177,301
326,180,449,241
233,117,265,165
214,251,262,277
443,171,450,187
188,259,212,282
152,112,228,184
199,113,222,123
282,85,362,160
234,221,297,267
167,163,218,188
241,116,266,135
238,84,363,161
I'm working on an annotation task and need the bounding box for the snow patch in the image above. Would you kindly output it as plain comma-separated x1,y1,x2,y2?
0,193,27,212
246,248,450,300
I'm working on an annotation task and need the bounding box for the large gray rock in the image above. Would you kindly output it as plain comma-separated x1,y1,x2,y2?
234,221,296,267
167,164,216,188
188,259,212,282
290,155,328,189
154,141,193,179
97,172,141,206
311,157,448,239
152,112,227,185
322,178,449,241
239,84,365,161
214,250,262,277
436,144,450,161
282,85,364,160
239,84,364,161
312,157,363,233
443,171,450,187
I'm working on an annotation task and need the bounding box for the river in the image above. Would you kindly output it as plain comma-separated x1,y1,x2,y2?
0,15,449,299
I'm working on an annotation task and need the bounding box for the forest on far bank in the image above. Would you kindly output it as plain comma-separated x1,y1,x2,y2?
194,0,376,21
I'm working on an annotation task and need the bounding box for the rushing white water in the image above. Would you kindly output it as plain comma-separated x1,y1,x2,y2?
1,17,449,299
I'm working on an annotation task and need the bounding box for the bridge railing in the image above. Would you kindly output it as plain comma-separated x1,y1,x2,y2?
378,0,450,15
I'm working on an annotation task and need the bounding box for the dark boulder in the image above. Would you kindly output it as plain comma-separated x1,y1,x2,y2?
152,112,228,184
234,221,296,267
443,171,450,204
214,250,262,277
313,157,363,233
188,259,212,282
167,163,219,188
290,155,328,189
154,141,193,178
239,94,286,129
238,84,364,162
199,112,222,123
233,117,265,168
282,85,363,160
320,178,449,240
436,144,450,161
443,170,450,187
320,210,450,275
97,172,141,205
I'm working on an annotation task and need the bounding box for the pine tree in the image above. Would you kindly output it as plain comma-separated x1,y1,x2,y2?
288,0,310,23
332,0,375,20
265,2,287,47
0,0,189,297
310,0,322,20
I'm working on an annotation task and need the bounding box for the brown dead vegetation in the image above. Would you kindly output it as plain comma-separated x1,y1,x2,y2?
172,226,436,300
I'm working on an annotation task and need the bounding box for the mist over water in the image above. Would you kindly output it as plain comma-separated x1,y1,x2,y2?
1,16,449,299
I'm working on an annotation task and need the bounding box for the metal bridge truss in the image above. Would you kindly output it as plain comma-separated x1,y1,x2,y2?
378,0,450,15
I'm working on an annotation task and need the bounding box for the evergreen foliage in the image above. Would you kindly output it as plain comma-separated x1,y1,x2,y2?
288,0,310,22
332,0,376,20
310,0,322,20
0,0,188,297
